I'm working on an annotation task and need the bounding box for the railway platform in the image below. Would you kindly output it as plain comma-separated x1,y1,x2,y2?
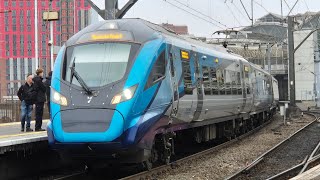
0,120,48,154
291,164,320,180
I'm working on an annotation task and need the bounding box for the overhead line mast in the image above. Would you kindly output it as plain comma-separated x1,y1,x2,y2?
86,0,139,20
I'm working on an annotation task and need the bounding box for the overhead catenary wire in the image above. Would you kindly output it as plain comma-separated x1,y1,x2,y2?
224,2,242,27
162,0,226,29
230,0,251,23
252,0,270,14
239,0,251,20
287,0,300,17
303,0,310,12
283,0,291,10
164,0,228,28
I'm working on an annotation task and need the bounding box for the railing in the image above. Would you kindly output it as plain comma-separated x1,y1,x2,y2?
0,101,50,123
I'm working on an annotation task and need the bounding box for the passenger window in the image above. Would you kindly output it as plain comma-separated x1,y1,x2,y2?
202,66,211,95
237,72,242,95
225,70,232,95
169,52,175,77
182,60,193,95
244,68,250,95
145,51,166,89
210,67,219,95
217,69,225,95
230,71,238,95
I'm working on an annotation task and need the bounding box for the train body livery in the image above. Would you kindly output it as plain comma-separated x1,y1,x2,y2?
47,19,279,165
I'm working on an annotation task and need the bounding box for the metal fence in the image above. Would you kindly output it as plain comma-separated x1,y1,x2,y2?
0,101,50,123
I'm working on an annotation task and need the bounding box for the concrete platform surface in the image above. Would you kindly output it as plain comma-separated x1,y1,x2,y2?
0,120,48,148
290,164,320,180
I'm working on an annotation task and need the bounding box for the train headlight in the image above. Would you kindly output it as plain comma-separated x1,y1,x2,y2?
111,84,138,105
51,88,68,106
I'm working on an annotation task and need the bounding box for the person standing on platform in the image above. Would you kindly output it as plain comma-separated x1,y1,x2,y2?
17,74,36,132
44,71,52,114
33,68,46,131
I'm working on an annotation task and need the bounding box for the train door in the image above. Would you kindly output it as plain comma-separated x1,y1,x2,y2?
168,44,179,118
241,61,253,113
251,70,259,111
191,48,204,121
179,49,197,122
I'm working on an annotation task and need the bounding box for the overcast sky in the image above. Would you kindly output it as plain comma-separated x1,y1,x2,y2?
91,0,320,37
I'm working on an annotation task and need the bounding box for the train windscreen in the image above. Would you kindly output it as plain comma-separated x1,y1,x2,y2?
64,43,132,87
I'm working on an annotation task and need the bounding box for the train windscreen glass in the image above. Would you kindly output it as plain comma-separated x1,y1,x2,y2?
64,43,131,87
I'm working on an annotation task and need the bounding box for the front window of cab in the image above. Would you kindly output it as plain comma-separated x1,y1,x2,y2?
63,42,139,87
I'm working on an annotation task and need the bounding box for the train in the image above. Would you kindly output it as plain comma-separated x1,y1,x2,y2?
47,18,279,168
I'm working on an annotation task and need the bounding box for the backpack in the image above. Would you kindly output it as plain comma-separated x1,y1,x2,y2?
24,87,37,104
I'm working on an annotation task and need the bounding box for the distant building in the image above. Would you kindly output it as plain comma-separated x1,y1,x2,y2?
0,0,91,100
209,12,320,102
256,13,285,23
161,23,189,35
209,12,289,101
293,12,320,101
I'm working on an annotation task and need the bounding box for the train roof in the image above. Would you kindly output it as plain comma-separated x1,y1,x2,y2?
65,18,272,76
66,19,234,54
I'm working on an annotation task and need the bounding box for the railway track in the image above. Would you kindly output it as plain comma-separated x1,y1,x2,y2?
226,112,320,180
52,117,273,180
51,113,319,180
119,119,273,180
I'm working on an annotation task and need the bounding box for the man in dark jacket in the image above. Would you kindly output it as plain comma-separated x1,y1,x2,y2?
17,74,35,132
44,71,52,114
33,68,46,131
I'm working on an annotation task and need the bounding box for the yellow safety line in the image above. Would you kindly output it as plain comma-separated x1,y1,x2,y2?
0,131,46,139
0,120,50,127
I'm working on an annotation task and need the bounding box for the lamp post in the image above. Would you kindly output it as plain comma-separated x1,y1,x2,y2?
42,0,59,71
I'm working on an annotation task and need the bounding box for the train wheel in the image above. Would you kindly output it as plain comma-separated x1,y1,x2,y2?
143,141,158,170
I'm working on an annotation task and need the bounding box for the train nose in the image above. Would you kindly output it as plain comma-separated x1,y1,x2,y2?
60,109,119,133
52,108,125,143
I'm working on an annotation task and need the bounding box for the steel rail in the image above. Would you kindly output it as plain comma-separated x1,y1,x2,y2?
120,119,273,180
226,113,318,180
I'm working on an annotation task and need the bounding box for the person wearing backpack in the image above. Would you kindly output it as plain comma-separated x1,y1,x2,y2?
33,68,46,131
17,74,36,132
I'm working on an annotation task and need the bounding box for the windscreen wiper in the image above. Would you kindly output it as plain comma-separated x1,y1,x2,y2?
70,58,92,95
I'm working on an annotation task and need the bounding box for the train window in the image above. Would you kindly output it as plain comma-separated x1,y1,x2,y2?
237,72,242,95
225,70,232,95
202,66,211,95
182,60,193,95
247,86,251,94
145,51,166,90
210,67,219,95
229,71,238,95
232,81,237,95
244,70,250,95
64,43,135,87
169,52,175,77
217,69,225,95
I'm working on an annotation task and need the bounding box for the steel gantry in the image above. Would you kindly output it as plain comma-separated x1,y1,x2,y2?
86,0,138,20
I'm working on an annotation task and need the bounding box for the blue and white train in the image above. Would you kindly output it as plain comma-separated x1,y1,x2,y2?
47,19,279,167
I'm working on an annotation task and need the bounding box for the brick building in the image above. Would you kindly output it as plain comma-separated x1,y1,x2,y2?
161,23,189,35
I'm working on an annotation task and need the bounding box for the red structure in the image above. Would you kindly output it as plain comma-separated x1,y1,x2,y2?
0,0,91,99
